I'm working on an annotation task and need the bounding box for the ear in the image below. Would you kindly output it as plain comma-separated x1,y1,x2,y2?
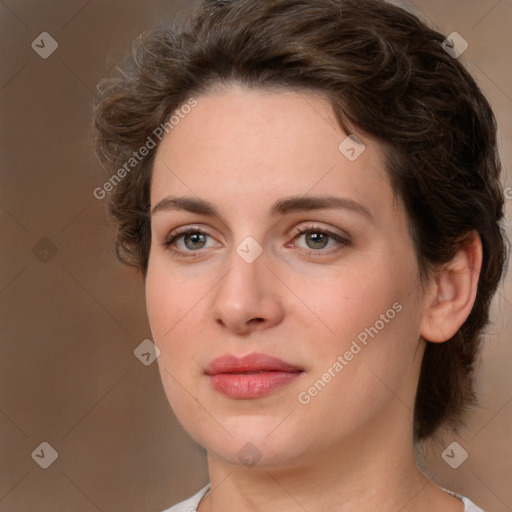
420,232,483,343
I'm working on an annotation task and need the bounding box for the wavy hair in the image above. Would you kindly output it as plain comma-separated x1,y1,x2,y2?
93,0,507,440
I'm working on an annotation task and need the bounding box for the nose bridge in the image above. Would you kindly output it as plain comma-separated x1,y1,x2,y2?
218,230,267,293
211,241,283,333
215,244,265,309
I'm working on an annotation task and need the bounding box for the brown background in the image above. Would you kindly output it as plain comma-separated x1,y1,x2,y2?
1,1,511,511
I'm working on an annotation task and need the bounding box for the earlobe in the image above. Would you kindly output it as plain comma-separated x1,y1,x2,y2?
420,232,483,343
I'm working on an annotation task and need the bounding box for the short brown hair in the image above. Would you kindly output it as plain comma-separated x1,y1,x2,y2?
93,0,507,440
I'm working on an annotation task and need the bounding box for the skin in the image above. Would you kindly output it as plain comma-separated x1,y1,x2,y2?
146,84,481,511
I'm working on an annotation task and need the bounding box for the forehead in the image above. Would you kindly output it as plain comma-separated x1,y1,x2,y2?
151,85,395,222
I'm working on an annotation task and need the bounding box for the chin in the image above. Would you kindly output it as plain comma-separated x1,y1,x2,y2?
186,413,307,468
209,436,305,470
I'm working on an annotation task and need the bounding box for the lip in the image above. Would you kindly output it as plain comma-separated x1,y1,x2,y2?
205,353,304,399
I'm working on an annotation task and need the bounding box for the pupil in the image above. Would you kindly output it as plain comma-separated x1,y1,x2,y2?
185,233,206,250
306,232,327,249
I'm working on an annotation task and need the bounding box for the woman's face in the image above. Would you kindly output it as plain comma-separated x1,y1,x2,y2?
146,85,429,468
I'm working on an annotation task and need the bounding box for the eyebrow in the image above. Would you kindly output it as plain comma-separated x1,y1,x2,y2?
151,195,372,220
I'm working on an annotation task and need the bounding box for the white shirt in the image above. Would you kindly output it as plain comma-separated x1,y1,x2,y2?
163,484,485,511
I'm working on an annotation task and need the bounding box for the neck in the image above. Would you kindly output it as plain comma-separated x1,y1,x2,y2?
198,407,461,512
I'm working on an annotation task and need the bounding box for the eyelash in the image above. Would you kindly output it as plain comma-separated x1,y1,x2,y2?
291,225,350,257
162,228,212,259
162,225,350,259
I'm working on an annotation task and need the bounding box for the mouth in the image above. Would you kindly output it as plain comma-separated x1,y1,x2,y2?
205,353,304,399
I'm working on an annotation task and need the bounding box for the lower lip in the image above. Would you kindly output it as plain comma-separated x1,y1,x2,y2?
208,371,302,399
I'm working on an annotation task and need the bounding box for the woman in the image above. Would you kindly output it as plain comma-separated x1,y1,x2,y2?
93,0,507,510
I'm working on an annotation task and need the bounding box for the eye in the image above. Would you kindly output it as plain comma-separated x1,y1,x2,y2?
163,228,219,257
290,225,350,255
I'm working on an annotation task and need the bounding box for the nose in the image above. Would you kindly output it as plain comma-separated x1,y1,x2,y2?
211,249,285,336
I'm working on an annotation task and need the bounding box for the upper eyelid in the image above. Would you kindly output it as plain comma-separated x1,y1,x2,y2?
291,223,351,242
166,219,348,234
165,223,347,239
155,208,356,234
292,223,347,235
165,224,214,238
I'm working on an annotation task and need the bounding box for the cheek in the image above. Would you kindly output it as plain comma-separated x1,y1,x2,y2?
146,264,173,341
145,255,218,377
286,262,406,344
145,261,198,378
145,256,202,339
145,261,206,420
287,249,422,399
296,294,422,440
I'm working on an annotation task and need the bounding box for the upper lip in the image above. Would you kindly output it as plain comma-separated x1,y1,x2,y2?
205,353,303,375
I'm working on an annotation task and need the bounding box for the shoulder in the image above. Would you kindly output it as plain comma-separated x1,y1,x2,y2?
163,485,484,512
160,485,210,512
461,495,486,512
443,488,486,512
